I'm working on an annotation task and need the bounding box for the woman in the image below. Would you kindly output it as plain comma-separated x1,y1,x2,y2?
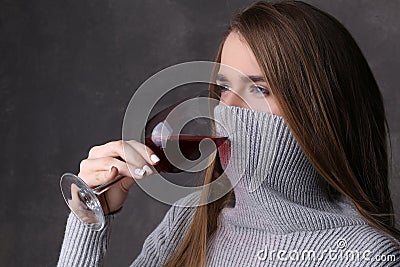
58,1,400,266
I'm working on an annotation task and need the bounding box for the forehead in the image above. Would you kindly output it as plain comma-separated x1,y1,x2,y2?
220,32,263,76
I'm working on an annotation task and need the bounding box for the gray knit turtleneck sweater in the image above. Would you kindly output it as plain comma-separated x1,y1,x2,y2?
58,105,400,266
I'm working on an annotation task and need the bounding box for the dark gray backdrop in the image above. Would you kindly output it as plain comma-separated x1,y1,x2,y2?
1,0,399,266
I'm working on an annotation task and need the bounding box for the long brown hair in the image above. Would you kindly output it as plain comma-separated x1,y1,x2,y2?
164,1,400,266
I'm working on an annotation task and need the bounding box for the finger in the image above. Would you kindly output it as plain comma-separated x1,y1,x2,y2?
79,158,146,187
88,168,137,191
87,140,125,160
80,157,134,178
109,165,119,178
95,166,136,192
122,142,150,169
88,140,160,165
95,166,120,193
88,140,160,167
125,140,161,166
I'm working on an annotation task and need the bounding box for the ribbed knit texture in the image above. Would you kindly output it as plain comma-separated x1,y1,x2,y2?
58,105,400,266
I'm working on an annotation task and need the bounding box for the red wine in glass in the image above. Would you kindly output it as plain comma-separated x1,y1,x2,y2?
145,134,228,173
143,90,228,174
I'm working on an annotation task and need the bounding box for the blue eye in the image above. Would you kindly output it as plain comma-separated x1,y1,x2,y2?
250,85,270,96
216,84,231,93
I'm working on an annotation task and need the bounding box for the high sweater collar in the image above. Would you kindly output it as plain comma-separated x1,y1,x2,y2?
213,105,366,234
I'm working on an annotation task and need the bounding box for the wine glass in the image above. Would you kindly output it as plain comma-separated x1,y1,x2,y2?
143,88,228,174
60,87,228,231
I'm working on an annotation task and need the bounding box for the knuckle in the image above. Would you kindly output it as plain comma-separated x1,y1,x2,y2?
79,159,88,171
115,139,123,147
111,140,123,151
88,146,98,157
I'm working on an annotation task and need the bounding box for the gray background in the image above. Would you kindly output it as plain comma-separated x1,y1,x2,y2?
0,0,399,266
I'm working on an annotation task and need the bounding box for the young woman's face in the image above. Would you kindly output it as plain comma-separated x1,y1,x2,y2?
217,32,282,116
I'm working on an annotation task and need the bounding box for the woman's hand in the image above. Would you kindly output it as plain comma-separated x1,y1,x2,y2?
75,140,160,215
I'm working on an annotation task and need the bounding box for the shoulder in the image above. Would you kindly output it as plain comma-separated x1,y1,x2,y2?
329,224,400,265
356,225,399,261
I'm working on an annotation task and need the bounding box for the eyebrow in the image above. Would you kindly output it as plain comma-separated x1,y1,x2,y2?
215,73,267,83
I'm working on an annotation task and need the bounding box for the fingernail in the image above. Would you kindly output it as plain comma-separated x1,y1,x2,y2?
134,168,145,176
142,165,153,175
109,166,114,173
150,154,160,163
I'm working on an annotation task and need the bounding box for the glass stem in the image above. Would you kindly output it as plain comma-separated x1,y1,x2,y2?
92,175,125,195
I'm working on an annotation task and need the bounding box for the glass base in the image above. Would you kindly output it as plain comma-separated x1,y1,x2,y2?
60,173,105,231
